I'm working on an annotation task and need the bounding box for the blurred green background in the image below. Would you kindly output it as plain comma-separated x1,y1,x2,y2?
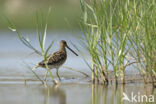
0,0,85,30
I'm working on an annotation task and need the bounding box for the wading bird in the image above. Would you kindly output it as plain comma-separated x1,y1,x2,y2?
33,40,78,81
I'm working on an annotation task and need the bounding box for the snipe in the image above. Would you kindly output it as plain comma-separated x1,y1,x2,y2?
33,40,78,81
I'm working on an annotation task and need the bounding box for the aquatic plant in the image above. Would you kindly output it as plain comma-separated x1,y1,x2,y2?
7,8,55,84
128,0,156,83
79,0,156,84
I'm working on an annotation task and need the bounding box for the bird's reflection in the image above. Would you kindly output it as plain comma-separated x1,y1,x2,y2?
41,86,66,104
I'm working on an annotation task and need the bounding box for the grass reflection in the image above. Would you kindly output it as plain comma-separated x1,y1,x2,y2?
91,84,126,104
90,84,156,104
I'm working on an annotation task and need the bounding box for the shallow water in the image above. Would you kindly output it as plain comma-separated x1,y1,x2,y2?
0,83,155,104
0,31,155,104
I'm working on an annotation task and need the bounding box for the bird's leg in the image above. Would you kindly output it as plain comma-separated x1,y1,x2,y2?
56,68,61,81
44,70,48,81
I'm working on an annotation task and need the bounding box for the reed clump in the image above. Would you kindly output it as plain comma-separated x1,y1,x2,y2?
79,0,156,84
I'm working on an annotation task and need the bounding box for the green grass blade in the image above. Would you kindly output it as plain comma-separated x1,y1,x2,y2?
45,40,55,58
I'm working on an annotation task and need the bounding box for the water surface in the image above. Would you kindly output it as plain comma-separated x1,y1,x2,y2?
0,83,155,104
0,31,155,104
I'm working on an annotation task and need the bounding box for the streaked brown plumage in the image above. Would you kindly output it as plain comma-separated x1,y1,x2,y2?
37,40,78,81
39,50,67,69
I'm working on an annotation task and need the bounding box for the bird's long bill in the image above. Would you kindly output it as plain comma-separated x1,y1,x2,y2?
66,45,78,56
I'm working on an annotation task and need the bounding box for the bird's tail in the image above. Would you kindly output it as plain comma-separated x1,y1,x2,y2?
32,65,40,70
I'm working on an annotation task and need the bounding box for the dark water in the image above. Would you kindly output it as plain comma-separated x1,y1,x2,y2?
0,31,156,104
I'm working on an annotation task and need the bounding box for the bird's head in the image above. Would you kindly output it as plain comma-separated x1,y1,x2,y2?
60,40,67,47
60,40,78,56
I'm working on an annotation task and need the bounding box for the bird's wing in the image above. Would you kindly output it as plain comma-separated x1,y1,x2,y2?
39,51,66,66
